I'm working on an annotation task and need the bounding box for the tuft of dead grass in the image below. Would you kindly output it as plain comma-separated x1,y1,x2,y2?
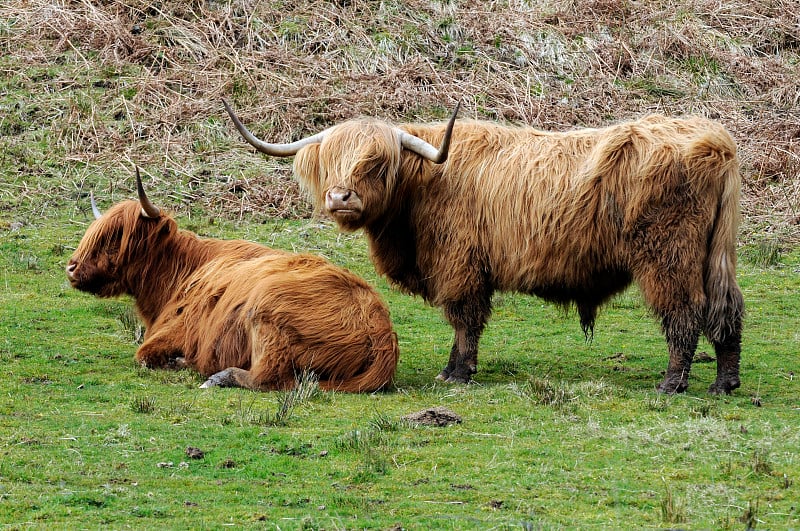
1,0,798,241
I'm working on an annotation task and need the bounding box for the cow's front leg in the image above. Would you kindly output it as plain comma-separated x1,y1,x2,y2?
437,293,491,384
436,328,481,383
135,331,184,369
657,311,701,394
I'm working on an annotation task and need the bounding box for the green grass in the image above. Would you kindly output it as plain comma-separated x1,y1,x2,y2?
1,214,799,529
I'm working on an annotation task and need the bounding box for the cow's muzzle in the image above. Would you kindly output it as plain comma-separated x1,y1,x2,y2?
325,187,363,220
66,261,77,282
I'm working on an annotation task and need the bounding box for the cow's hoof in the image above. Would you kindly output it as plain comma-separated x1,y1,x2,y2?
656,378,688,394
436,364,475,384
165,357,187,370
442,370,473,384
200,368,234,388
708,377,740,395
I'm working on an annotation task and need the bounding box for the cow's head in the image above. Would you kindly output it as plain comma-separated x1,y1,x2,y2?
223,100,458,231
66,169,174,297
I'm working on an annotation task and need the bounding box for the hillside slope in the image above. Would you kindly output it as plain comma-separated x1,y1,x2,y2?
1,0,798,242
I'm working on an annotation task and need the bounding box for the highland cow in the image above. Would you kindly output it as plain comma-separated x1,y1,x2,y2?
224,100,744,394
66,170,399,392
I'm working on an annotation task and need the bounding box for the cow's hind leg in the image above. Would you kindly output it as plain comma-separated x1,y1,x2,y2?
708,333,741,395
200,363,294,392
200,367,291,391
634,223,709,393
201,320,296,391
437,291,492,384
200,367,254,389
706,286,744,395
637,262,705,393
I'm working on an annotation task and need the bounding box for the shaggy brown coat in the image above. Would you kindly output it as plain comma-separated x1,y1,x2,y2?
66,198,398,392
232,111,744,394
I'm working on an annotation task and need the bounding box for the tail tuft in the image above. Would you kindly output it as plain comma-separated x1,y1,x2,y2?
697,127,744,342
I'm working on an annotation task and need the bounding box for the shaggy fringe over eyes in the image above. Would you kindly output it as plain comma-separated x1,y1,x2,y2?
76,201,171,262
294,120,401,202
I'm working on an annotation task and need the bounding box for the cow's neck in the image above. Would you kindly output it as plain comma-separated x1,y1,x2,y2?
129,230,217,328
365,204,429,300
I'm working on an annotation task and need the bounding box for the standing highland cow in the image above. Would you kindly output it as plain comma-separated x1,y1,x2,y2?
224,100,744,394
67,170,399,392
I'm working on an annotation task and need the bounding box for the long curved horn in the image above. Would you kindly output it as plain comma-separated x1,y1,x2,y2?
90,192,102,219
136,167,161,218
397,101,459,164
222,99,330,157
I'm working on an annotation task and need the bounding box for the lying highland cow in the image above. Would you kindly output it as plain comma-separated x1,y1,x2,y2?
224,100,745,394
66,170,399,392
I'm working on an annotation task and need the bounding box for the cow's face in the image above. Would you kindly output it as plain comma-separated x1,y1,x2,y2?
295,121,401,232
223,99,456,231
67,201,171,297
67,203,131,296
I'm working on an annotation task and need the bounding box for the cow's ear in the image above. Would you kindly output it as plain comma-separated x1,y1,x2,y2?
158,217,176,238
294,143,323,199
295,143,320,177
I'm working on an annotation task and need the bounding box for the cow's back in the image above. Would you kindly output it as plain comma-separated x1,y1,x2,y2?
399,116,733,304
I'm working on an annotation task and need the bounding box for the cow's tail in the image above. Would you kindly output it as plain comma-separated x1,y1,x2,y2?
688,127,745,343
319,326,400,393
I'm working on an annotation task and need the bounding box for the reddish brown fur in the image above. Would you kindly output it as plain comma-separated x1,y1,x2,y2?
288,113,744,394
67,200,398,392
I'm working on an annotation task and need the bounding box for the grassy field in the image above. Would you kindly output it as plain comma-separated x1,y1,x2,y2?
1,0,799,528
1,215,799,529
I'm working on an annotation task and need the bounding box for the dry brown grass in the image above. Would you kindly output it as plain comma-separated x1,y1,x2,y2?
1,0,798,241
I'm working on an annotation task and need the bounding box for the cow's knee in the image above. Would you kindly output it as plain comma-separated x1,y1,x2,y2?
136,346,173,369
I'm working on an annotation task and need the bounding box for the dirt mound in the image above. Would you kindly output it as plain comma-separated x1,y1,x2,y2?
402,406,462,427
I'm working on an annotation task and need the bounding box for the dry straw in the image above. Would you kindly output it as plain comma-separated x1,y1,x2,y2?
2,0,798,240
